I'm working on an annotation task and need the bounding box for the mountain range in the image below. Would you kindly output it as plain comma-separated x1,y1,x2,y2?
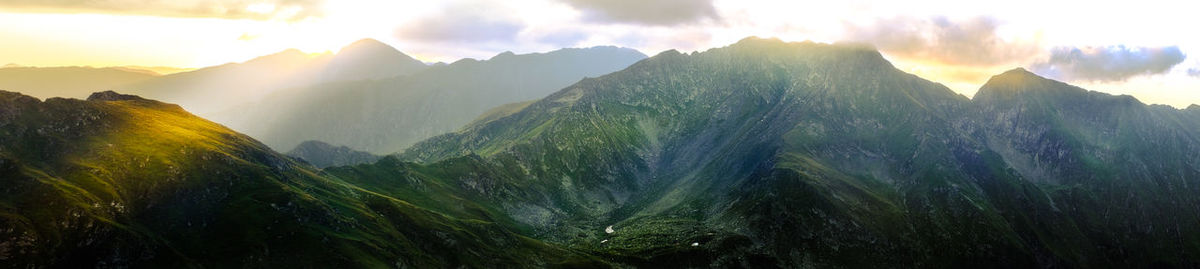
286,140,381,168
0,66,159,99
209,45,647,154
115,38,433,115
1,39,645,157
3,37,1200,268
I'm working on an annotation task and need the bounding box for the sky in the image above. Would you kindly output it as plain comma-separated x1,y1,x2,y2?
1,0,1198,107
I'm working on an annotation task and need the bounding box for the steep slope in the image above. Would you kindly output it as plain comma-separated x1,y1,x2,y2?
286,140,381,168
392,37,1200,267
0,66,158,99
0,90,594,267
398,37,982,267
212,46,648,154
968,68,1200,266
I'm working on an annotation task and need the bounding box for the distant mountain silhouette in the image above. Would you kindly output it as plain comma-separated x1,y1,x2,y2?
116,38,427,114
287,140,381,168
0,66,158,99
212,46,648,154
321,38,427,81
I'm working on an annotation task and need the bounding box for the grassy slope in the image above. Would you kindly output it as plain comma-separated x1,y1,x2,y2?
397,38,1200,267
0,90,595,267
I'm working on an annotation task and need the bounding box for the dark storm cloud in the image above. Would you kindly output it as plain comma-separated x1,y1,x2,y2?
0,0,324,21
1031,45,1186,82
843,16,1039,66
559,0,718,26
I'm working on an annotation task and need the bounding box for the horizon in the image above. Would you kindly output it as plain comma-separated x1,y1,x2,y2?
4,35,1198,109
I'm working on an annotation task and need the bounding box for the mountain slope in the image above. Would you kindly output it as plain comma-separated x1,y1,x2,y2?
968,68,1200,265
0,66,158,99
393,37,1200,267
321,38,427,81
0,90,594,267
118,49,332,114
8,38,1200,268
212,46,648,154
117,39,427,115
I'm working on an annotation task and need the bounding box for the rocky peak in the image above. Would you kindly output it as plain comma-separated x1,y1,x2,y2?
490,51,517,60
973,67,1088,104
86,91,146,102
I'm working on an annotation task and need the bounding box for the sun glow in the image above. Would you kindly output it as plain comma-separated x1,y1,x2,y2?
0,0,1197,107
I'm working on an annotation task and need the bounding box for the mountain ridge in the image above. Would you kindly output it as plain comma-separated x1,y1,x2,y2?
212,45,648,154
0,66,158,99
6,37,1200,268
394,37,1200,267
0,89,597,267
322,38,427,81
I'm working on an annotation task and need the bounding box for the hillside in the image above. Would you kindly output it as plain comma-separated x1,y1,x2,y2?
117,38,427,115
0,90,595,267
7,37,1200,268
321,38,428,81
211,46,648,154
395,37,1200,267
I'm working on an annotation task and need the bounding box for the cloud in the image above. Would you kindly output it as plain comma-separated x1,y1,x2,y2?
237,32,261,41
0,0,324,21
394,2,524,44
397,16,523,43
1189,68,1200,77
843,16,1039,66
559,0,718,26
1031,45,1186,82
536,30,589,47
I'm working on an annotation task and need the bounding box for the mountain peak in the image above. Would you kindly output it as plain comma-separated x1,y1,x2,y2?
972,67,1145,108
716,36,893,71
287,140,380,168
490,51,517,60
271,48,307,58
244,48,311,66
994,67,1038,80
0,90,41,104
337,38,398,55
973,67,1067,101
323,38,427,80
733,36,785,45
87,90,147,102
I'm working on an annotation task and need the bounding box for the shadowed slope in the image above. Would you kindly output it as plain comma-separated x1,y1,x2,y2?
0,90,593,268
